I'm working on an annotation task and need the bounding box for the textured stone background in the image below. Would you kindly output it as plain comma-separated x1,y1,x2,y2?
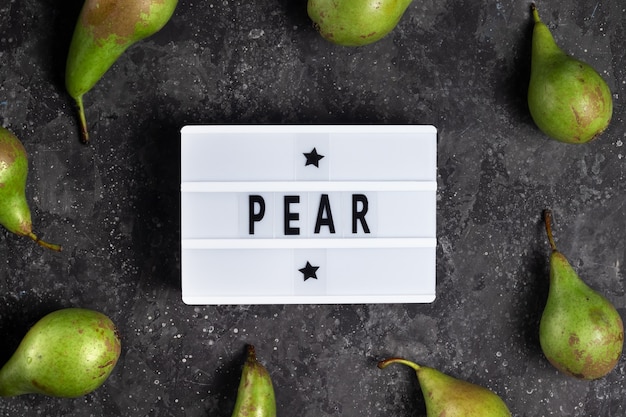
1,0,625,416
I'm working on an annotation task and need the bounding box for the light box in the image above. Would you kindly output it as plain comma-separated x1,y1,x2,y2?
181,125,437,304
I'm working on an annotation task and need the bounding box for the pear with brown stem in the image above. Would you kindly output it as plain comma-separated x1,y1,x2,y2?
66,0,178,144
539,209,623,379
231,345,276,417
528,4,613,143
0,127,61,251
378,357,511,416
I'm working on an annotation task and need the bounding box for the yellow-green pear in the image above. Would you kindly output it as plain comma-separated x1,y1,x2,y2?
528,4,612,143
66,0,178,144
0,127,61,251
231,345,276,417
307,0,413,46
378,357,511,417
0,308,121,397
539,210,623,379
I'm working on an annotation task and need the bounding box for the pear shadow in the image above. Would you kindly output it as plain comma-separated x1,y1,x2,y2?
513,216,550,360
128,117,183,291
0,296,67,365
275,0,311,28
206,346,247,417
368,356,426,416
494,13,535,128
36,0,84,90
518,249,549,356
33,0,85,144
274,0,328,52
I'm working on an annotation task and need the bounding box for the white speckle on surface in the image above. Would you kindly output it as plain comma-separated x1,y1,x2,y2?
248,29,265,39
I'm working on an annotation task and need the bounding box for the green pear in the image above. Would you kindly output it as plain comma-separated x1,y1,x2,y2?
65,0,179,144
307,0,413,46
378,357,512,417
539,210,623,379
527,4,613,143
0,127,61,251
231,345,276,417
0,308,121,397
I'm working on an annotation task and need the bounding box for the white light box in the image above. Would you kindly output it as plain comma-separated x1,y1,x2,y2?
181,125,437,304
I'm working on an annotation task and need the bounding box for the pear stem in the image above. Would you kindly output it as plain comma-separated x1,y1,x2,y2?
531,3,540,23
75,96,89,145
27,232,62,252
246,344,257,362
377,357,422,372
543,209,558,252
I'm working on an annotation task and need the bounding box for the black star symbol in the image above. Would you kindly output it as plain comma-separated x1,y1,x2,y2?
303,148,325,168
299,261,320,281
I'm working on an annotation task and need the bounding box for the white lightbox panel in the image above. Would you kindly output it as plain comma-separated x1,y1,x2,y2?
181,125,437,304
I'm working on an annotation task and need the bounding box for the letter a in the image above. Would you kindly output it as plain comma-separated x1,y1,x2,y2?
315,194,336,234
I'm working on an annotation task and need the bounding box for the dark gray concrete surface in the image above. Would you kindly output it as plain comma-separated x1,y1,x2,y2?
1,0,625,415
